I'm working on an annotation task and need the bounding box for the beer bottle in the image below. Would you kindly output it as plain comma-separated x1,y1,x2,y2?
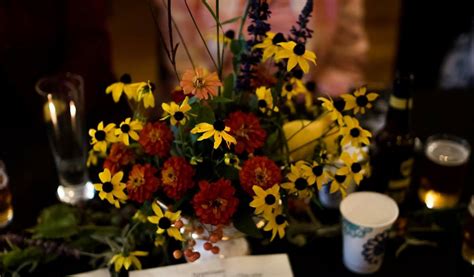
369,74,415,205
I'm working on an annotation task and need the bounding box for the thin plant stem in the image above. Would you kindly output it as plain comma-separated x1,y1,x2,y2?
148,0,180,82
184,0,218,71
161,0,196,69
216,0,221,77
238,1,251,39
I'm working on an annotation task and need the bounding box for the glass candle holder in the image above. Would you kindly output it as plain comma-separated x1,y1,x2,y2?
35,73,94,204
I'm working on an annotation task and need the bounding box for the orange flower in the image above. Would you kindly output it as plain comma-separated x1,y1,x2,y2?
179,67,222,100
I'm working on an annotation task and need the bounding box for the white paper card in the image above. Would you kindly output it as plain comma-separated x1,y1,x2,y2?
72,254,293,277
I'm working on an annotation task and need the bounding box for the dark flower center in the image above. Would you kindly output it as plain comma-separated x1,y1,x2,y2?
121,124,130,133
158,217,172,230
95,130,106,141
351,163,362,173
119,73,131,84
334,99,345,112
275,214,286,225
350,128,360,138
312,165,323,176
295,178,308,190
292,69,303,79
335,175,346,183
293,44,306,56
174,111,185,121
229,158,237,165
272,33,286,45
285,84,293,92
258,99,267,108
193,77,205,89
265,194,276,205
213,120,225,131
224,30,235,40
305,81,316,92
102,182,113,193
356,95,369,107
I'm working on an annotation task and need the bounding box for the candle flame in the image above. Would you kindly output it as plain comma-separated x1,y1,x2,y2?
424,191,438,209
47,94,58,126
69,101,76,119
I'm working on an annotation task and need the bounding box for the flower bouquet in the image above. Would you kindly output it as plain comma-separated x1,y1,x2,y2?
0,0,378,275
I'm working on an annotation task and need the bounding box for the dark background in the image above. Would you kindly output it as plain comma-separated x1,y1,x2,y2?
0,0,474,276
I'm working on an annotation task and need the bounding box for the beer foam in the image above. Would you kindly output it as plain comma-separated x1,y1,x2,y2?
426,139,470,166
340,192,398,228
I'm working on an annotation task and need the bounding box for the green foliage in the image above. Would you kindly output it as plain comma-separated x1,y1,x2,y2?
233,208,263,239
222,74,236,99
32,204,79,239
0,246,43,274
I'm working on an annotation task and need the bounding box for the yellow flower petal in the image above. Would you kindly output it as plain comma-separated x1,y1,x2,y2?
99,169,111,183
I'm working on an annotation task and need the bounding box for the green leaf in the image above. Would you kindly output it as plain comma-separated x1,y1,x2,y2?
220,16,242,26
222,74,236,99
233,208,263,239
265,130,279,149
201,0,217,21
0,247,43,270
193,104,215,124
230,39,246,55
211,96,234,104
32,204,79,239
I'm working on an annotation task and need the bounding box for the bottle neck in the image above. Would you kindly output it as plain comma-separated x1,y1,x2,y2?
385,94,412,133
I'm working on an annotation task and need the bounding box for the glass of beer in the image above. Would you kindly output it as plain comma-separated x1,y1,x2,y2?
0,160,13,228
35,73,94,204
418,134,471,209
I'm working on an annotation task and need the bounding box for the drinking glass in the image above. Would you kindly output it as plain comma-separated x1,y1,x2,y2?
35,73,94,204
418,134,471,209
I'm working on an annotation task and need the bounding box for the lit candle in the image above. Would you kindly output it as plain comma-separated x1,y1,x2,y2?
69,100,77,132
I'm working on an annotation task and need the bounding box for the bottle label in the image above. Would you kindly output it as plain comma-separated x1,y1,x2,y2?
390,95,413,110
387,158,414,203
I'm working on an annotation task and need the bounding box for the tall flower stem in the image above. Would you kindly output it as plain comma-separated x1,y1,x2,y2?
184,0,218,71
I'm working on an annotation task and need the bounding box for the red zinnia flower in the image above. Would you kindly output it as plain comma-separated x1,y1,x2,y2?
225,111,266,154
138,122,173,157
161,156,195,200
126,163,160,203
103,143,135,174
239,156,282,195
171,86,186,103
192,179,239,225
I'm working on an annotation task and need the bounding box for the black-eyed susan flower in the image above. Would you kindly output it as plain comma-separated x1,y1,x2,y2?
256,86,279,115
340,152,365,185
318,97,345,125
281,162,315,198
86,149,102,167
136,81,156,108
94,168,127,208
275,41,316,73
147,201,184,241
89,121,117,153
341,86,379,114
224,153,241,169
115,118,143,146
328,165,351,197
340,116,371,147
263,206,288,241
161,96,192,126
253,32,286,62
250,184,280,217
190,120,236,149
299,160,330,190
109,250,148,272
282,78,307,99
105,74,140,102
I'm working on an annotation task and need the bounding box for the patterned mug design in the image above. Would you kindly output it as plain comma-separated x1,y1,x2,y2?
342,218,373,238
362,231,388,264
